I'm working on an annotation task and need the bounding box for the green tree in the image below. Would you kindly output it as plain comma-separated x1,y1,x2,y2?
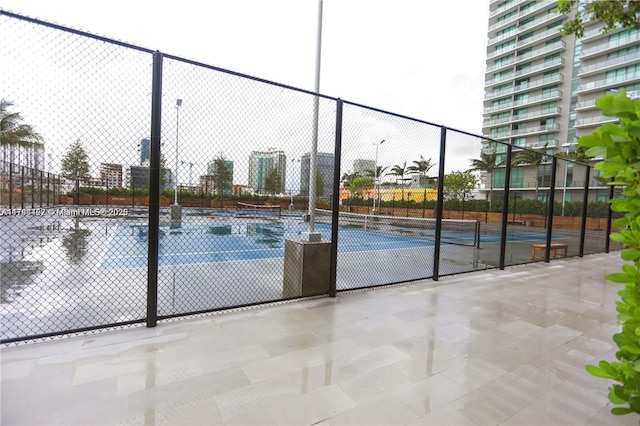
346,176,374,198
407,155,435,181
443,171,478,202
315,170,325,197
0,99,44,168
61,139,91,193
557,145,592,163
387,161,408,200
468,152,501,206
211,156,233,196
512,145,549,199
581,89,640,416
264,166,281,195
364,165,388,181
554,0,640,37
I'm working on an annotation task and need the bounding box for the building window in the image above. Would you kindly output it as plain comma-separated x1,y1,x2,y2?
496,39,515,54
542,85,558,96
606,64,640,85
494,69,513,82
544,53,561,65
497,10,517,24
513,137,527,147
538,164,552,187
609,29,640,47
607,44,639,59
547,20,562,30
492,97,511,108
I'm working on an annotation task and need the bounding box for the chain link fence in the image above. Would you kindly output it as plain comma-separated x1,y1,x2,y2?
1,10,619,343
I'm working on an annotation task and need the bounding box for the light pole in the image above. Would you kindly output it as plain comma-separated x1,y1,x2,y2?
174,98,182,205
303,0,323,242
290,158,300,210
372,139,385,213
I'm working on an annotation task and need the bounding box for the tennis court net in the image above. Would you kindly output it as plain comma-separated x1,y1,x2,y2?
236,202,282,218
315,209,480,247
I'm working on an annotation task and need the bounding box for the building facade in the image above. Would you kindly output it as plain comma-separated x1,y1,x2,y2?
353,159,375,176
482,0,640,202
248,149,286,194
299,152,335,197
99,163,123,189
206,159,234,195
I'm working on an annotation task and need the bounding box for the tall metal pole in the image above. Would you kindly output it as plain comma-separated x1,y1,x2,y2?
373,139,385,212
305,0,323,240
174,99,182,205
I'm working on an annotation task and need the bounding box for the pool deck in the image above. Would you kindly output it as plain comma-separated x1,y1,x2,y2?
1,251,635,425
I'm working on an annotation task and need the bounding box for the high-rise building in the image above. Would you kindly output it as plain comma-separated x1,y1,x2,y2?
481,0,640,202
205,158,234,195
100,163,123,189
248,149,286,194
300,152,335,197
353,159,375,176
139,138,150,166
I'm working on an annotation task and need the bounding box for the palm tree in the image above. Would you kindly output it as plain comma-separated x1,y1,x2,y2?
364,165,388,180
407,155,435,186
512,146,549,199
387,161,408,200
557,145,591,164
468,152,500,206
1,99,44,168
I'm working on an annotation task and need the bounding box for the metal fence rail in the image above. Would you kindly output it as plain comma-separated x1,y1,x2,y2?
0,10,619,343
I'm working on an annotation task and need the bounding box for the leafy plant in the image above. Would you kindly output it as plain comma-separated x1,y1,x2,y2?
581,89,640,416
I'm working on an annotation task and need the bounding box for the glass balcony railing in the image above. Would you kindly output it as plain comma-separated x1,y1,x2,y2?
484,90,563,114
577,72,640,93
514,57,564,78
575,115,619,127
581,32,640,57
488,0,555,32
579,52,640,76
483,107,561,128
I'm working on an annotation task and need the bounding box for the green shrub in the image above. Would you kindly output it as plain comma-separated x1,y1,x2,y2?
581,89,640,416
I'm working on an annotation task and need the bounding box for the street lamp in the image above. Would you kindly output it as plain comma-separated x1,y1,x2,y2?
290,158,300,210
174,98,182,205
372,139,385,213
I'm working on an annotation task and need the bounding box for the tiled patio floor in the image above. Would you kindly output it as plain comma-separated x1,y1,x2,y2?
2,252,637,425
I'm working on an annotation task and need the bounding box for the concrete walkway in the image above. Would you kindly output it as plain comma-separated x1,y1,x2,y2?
1,252,637,425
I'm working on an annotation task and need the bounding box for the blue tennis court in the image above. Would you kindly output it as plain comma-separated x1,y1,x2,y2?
98,219,558,270
99,221,441,269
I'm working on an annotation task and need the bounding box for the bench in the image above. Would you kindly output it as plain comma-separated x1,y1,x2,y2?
508,219,525,226
531,243,568,260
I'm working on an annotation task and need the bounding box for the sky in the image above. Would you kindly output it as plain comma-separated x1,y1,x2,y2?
1,0,490,187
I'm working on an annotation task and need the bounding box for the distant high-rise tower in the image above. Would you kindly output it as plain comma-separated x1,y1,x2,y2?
353,159,375,176
139,138,150,166
206,158,234,195
300,152,335,197
248,149,286,194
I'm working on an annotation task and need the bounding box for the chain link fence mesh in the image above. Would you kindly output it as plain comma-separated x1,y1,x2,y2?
1,11,619,342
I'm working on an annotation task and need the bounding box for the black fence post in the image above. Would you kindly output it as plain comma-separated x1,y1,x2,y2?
39,170,43,208
21,166,25,209
146,51,163,328
579,166,590,257
433,126,447,281
31,167,35,209
544,156,558,262
606,180,615,253
47,172,50,206
9,162,13,210
329,99,343,298
499,145,512,270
